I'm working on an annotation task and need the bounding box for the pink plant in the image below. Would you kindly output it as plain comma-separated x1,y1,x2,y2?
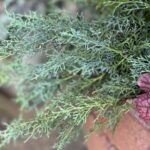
134,73,150,121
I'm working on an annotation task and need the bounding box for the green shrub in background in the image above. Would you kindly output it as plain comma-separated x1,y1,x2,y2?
0,0,47,40
0,0,150,149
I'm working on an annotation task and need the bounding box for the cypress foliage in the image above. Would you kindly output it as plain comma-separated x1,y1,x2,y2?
0,1,150,149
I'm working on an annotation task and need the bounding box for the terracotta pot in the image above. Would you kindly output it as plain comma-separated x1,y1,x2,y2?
85,113,116,150
85,112,150,150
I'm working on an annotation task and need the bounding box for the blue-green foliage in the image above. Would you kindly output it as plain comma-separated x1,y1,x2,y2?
0,1,150,149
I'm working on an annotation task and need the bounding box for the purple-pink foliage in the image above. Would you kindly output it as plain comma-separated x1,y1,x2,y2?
134,73,150,121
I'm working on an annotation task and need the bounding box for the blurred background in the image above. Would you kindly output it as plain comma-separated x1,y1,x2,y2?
0,0,94,149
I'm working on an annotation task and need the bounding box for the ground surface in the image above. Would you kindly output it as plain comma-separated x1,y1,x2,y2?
3,135,86,150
